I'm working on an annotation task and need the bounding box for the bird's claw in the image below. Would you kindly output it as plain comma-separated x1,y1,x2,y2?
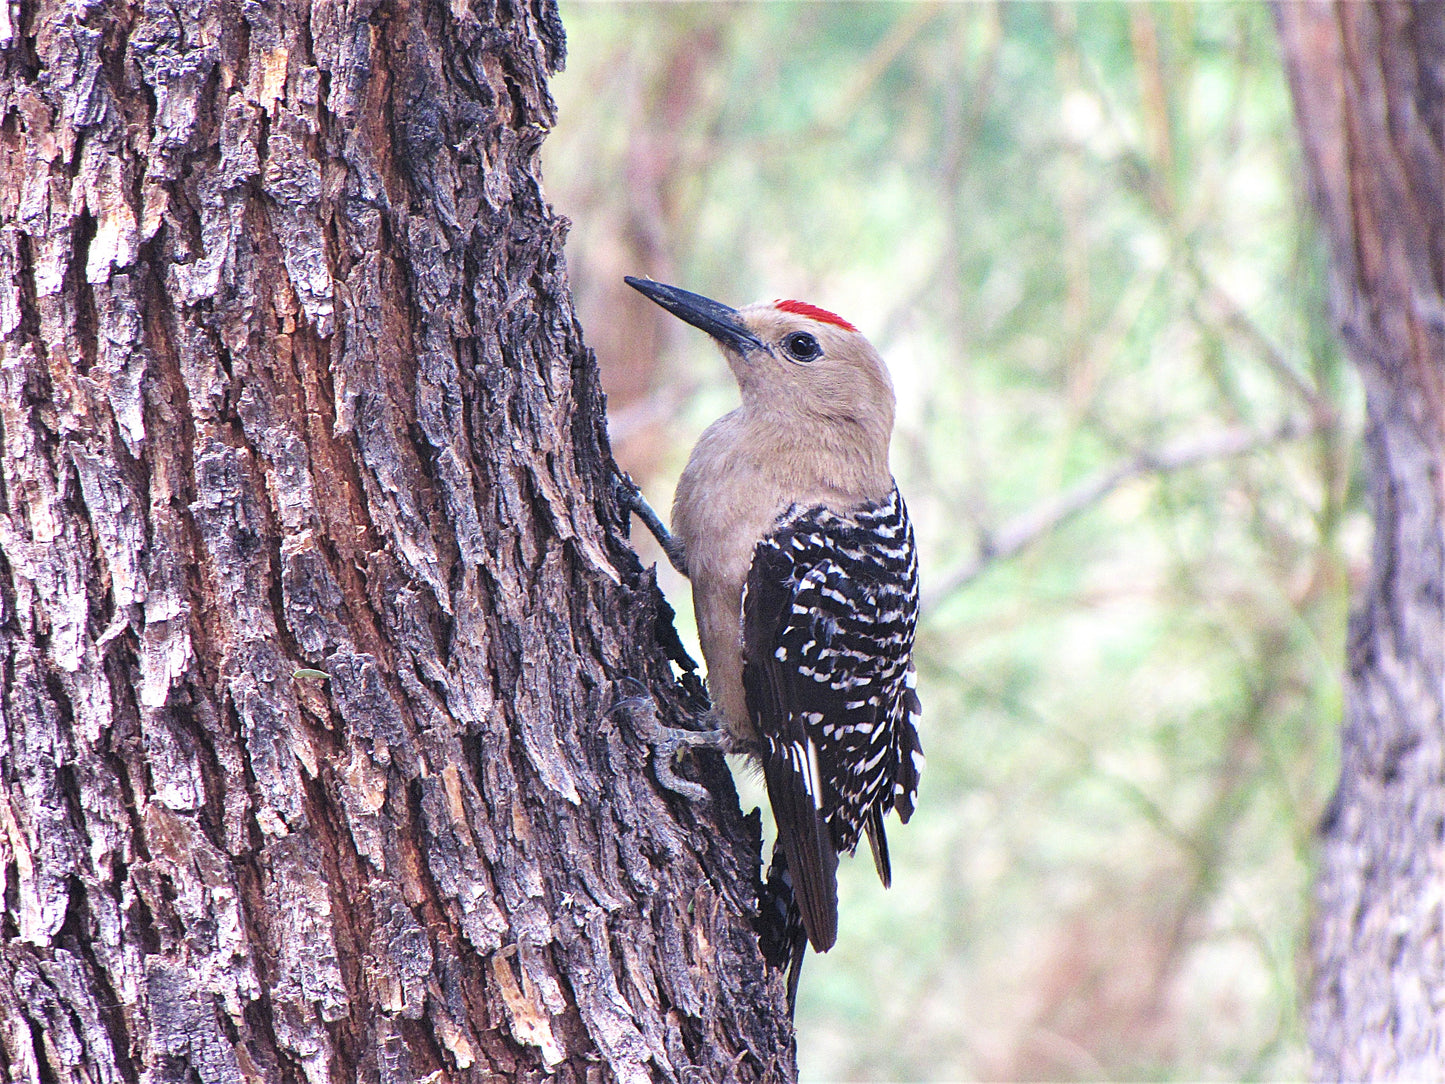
615,691,725,802
613,470,689,576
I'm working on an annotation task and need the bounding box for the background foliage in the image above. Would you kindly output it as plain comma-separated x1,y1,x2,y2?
543,3,1364,1079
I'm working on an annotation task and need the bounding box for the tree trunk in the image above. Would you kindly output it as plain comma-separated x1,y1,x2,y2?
1275,2,1444,1078
0,2,793,1082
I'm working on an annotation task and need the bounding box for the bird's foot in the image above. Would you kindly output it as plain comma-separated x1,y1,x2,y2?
614,689,726,802
651,725,728,803
613,470,688,576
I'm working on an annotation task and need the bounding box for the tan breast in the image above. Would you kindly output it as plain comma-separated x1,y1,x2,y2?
671,409,892,744
672,416,789,744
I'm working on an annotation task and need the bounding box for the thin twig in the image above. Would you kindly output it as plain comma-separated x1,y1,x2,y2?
925,415,1319,610
1183,251,1336,425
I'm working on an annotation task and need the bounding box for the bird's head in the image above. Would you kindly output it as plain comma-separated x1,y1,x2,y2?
625,277,896,448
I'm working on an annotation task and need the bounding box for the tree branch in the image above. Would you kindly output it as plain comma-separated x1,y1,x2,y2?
925,415,1319,609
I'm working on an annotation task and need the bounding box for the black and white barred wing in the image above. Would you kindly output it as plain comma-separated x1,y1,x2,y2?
743,537,842,954
741,487,923,956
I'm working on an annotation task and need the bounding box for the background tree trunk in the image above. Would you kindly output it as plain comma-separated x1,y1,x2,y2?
1275,2,1444,1078
0,2,793,1082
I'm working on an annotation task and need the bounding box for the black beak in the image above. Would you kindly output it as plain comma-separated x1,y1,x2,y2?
625,276,766,354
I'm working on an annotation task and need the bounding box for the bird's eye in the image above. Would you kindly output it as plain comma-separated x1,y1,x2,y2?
783,331,822,362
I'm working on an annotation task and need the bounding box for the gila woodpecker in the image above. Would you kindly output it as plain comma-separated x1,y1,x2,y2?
622,277,923,1003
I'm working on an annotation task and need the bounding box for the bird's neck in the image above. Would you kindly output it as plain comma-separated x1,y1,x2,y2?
733,404,894,505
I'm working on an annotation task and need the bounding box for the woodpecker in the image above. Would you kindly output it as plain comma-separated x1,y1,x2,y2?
622,276,923,998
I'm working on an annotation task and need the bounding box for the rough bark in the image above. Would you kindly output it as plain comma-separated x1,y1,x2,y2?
1275,2,1444,1079
0,2,793,1082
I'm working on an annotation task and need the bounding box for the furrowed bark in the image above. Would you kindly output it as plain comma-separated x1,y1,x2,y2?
1275,2,1445,1078
0,2,794,1081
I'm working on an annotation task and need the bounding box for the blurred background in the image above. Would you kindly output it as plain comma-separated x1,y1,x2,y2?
542,3,1365,1080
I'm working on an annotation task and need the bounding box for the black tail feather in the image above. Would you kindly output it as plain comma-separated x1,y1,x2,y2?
865,807,891,887
757,841,809,1013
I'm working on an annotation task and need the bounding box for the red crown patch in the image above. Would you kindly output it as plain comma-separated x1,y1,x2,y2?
773,299,857,332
